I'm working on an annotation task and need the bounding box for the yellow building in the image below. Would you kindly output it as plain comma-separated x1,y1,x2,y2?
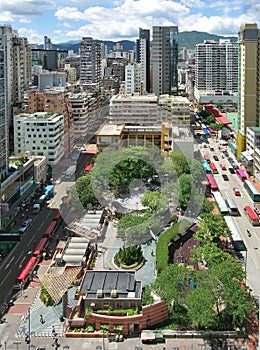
237,23,260,157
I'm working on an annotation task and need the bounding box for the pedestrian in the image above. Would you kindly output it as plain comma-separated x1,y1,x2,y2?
39,314,44,324
52,325,56,335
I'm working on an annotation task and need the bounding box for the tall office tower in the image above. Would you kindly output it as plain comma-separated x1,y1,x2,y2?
44,35,52,50
0,25,32,155
194,39,238,105
80,37,102,89
0,49,8,180
237,24,260,157
136,28,150,93
152,26,178,97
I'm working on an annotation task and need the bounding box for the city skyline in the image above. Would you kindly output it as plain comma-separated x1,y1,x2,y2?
0,0,259,45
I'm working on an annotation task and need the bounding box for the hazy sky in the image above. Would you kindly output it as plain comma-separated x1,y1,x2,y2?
0,0,259,44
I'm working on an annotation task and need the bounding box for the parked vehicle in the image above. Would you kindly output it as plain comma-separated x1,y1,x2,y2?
32,194,47,214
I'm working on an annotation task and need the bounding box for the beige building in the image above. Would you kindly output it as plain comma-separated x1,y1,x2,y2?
108,93,164,126
158,94,191,126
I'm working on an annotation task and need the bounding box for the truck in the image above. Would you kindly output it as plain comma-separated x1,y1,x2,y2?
32,194,47,214
64,165,76,179
44,185,54,199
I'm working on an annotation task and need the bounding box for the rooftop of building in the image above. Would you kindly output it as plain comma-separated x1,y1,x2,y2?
80,270,142,299
111,93,158,103
16,112,62,121
96,123,125,136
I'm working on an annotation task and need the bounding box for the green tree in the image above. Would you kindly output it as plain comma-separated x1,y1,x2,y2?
171,151,190,177
195,212,230,245
176,174,192,210
141,190,168,212
202,198,215,213
74,173,97,207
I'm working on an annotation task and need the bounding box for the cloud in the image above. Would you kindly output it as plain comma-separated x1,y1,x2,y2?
0,0,55,16
17,27,43,43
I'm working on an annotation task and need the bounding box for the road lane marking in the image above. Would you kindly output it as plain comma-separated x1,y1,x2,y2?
5,256,14,270
0,269,11,285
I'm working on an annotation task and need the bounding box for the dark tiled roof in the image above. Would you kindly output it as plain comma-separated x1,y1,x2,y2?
80,270,141,299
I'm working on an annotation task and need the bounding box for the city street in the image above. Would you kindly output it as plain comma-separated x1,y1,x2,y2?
200,138,260,296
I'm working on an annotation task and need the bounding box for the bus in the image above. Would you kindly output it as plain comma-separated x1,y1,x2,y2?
53,210,63,225
32,237,49,258
213,192,229,214
225,198,239,216
202,160,212,174
0,233,20,241
244,180,260,202
14,256,38,289
236,168,247,181
44,221,58,238
209,162,218,174
244,205,260,226
224,216,246,251
84,163,93,174
204,154,211,163
206,174,218,191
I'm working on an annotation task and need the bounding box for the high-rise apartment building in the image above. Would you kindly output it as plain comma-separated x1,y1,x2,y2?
136,28,150,93
152,26,178,97
124,63,143,94
194,39,238,104
80,37,102,90
0,25,32,156
44,36,52,50
237,23,260,157
0,48,8,181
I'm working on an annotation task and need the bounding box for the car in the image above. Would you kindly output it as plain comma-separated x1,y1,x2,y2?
18,218,33,233
213,155,219,161
233,187,241,196
222,174,229,181
220,164,227,170
229,167,235,174
209,146,214,151
233,164,239,170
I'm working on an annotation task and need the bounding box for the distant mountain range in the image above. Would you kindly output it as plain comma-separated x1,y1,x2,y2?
48,31,237,53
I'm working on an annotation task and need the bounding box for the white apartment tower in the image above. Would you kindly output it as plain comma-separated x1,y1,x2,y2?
80,37,102,90
14,112,64,167
125,63,143,95
194,39,238,100
136,28,150,93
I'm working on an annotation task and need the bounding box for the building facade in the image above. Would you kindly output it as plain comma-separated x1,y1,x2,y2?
14,112,64,168
152,26,178,97
194,39,238,104
136,28,150,93
237,24,260,157
108,93,164,126
80,37,102,90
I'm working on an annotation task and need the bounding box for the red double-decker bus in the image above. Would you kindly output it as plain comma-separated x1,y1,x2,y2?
14,256,38,289
33,237,49,258
206,174,218,191
44,221,57,237
209,162,218,174
244,206,260,226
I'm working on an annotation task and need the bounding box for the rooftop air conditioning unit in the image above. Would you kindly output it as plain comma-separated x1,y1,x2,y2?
110,289,118,298
96,289,103,298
